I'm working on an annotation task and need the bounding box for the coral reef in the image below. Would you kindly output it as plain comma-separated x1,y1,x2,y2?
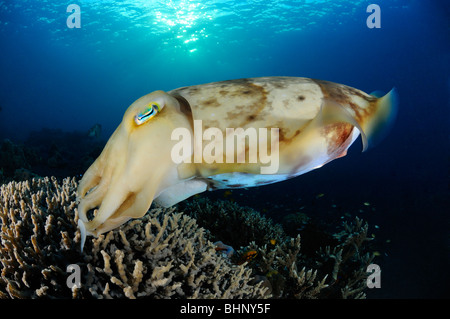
244,217,374,298
181,198,375,299
0,177,81,298
85,207,267,298
0,177,375,299
0,177,267,299
24,128,105,177
0,139,40,184
178,197,287,249
0,128,105,185
280,211,311,234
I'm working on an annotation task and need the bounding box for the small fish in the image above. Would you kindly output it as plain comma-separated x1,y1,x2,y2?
269,239,276,245
265,270,278,278
87,123,102,139
363,202,371,206
373,251,381,257
316,193,325,199
214,241,235,258
237,250,258,265
223,190,233,198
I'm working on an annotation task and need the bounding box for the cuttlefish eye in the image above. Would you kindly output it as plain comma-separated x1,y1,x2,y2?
134,102,163,125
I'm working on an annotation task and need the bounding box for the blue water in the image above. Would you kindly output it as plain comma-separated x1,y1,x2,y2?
0,0,449,298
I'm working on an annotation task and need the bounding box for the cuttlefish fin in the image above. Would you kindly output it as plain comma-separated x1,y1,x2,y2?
318,98,369,152
336,149,348,158
365,88,398,149
317,88,398,152
154,179,208,207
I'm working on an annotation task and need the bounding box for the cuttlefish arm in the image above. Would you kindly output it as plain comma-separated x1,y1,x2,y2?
76,90,202,242
77,77,397,249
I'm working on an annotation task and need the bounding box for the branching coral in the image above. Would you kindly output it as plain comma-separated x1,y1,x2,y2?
317,217,375,298
0,178,267,299
0,177,82,298
244,216,374,299
85,207,268,298
0,178,376,299
0,139,40,184
179,197,286,249
242,235,329,298
182,198,375,299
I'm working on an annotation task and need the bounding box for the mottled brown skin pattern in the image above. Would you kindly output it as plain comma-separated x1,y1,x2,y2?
220,83,267,126
313,79,377,125
312,79,377,156
171,79,269,177
322,123,353,156
170,77,366,177
172,78,319,155
171,78,268,129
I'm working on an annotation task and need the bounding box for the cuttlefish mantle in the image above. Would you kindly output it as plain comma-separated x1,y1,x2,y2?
76,77,398,249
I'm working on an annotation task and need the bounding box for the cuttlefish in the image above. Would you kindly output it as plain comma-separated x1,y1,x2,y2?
77,77,397,248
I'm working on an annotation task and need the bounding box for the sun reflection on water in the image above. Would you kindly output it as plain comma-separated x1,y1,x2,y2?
153,0,216,53
0,0,387,54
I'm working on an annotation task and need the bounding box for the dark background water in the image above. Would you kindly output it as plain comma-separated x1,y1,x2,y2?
0,0,448,298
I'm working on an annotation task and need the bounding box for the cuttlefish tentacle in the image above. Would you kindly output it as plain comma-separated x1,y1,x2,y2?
77,161,102,202
77,131,124,225
92,180,162,235
77,90,192,244
77,128,122,200
85,159,170,235
76,77,397,246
